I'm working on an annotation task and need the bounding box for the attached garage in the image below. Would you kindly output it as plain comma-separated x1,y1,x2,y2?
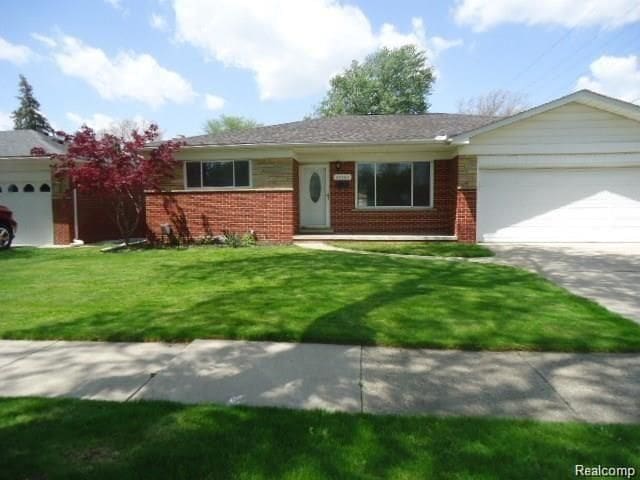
453,90,640,243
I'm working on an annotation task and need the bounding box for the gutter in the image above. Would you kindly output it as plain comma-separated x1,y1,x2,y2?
142,138,453,151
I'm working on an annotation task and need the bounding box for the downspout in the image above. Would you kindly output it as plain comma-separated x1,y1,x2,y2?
72,188,84,245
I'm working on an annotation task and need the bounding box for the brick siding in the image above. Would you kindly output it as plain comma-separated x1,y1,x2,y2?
52,193,145,244
454,189,477,243
142,155,479,244
145,189,296,243
454,156,477,243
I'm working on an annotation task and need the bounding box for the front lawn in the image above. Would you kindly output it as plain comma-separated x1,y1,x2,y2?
2,246,640,351
1,397,638,480
329,241,495,257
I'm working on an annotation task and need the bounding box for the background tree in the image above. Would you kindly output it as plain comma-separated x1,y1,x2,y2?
315,45,434,117
36,124,183,245
203,115,262,135
12,75,53,134
100,118,163,141
457,90,528,117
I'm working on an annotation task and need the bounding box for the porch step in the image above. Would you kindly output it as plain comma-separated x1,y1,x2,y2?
292,234,458,241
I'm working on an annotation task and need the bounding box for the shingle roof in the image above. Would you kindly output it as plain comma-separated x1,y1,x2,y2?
167,113,499,147
0,129,67,157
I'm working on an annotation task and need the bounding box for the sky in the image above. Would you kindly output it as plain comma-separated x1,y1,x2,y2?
1,0,639,138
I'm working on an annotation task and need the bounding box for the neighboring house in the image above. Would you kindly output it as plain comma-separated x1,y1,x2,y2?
0,130,128,245
147,90,640,244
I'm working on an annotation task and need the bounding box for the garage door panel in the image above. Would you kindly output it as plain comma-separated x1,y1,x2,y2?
478,167,640,242
0,181,53,246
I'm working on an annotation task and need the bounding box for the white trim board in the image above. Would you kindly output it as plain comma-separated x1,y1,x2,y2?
479,153,640,169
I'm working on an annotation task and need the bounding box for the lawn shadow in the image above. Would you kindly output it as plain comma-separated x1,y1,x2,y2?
1,394,639,479
3,248,640,351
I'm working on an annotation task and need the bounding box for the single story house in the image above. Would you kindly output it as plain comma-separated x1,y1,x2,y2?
0,130,127,245
147,90,640,244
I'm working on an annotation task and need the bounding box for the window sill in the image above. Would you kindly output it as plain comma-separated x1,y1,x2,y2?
352,207,435,212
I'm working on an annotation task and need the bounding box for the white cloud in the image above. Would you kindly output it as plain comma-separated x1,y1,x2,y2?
150,13,168,31
104,0,124,11
31,33,57,48
173,0,461,100
53,35,196,108
454,0,640,31
576,55,640,103
0,36,32,64
66,112,116,132
205,94,225,110
0,112,13,130
431,36,464,57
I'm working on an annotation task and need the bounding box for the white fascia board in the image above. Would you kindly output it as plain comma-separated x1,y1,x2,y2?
478,153,640,169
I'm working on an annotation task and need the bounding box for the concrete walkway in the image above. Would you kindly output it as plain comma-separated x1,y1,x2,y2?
1,339,638,424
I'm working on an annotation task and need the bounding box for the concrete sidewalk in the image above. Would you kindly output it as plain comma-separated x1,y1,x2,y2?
0,339,638,424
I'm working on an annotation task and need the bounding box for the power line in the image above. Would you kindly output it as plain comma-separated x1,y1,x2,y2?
505,2,597,88
507,31,578,87
536,24,640,101
520,30,606,94
513,2,640,98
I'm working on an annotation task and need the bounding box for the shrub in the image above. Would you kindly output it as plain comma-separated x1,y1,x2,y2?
222,230,257,248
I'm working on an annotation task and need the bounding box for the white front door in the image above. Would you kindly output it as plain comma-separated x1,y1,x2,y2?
300,165,329,228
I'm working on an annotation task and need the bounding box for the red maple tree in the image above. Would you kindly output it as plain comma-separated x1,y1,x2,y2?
34,125,183,245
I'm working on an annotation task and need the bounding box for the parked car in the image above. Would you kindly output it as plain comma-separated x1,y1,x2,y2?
0,205,17,250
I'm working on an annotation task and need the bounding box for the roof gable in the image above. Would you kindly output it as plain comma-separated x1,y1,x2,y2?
452,90,640,143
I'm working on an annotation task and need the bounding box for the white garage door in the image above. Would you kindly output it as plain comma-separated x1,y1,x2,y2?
478,167,640,242
0,180,53,245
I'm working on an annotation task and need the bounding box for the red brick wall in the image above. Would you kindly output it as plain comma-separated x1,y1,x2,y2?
52,197,74,244
53,194,145,245
328,160,457,235
145,190,296,243
292,160,300,234
455,189,477,243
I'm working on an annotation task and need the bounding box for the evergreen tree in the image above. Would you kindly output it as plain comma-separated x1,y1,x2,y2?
12,75,53,134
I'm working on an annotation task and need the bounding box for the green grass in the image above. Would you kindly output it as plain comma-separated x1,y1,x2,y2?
329,241,495,257
2,246,640,351
1,397,638,480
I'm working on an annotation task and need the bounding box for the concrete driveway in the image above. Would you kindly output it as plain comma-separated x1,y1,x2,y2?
488,243,640,324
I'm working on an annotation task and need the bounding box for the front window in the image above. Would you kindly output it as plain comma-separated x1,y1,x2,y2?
185,160,251,188
357,161,432,208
